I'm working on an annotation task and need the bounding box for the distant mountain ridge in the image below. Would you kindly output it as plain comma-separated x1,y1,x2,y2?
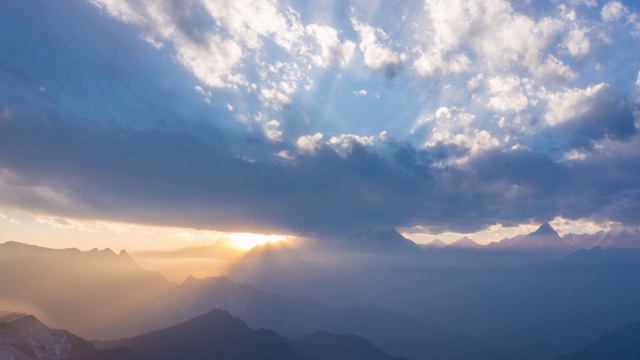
97,309,403,360
0,241,172,339
147,276,512,360
487,223,640,253
446,237,483,249
347,227,422,253
96,309,308,360
291,330,407,360
556,320,640,360
420,239,447,248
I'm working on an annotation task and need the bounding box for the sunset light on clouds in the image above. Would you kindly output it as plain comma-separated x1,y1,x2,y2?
3,2,640,359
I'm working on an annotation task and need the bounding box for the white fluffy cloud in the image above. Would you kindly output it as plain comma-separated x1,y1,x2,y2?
88,0,638,165
601,1,628,22
201,0,302,51
536,55,578,82
327,134,375,157
560,27,591,58
296,133,324,154
414,50,471,77
419,0,564,75
306,24,355,68
487,75,531,112
544,83,610,126
351,17,405,71
423,107,499,160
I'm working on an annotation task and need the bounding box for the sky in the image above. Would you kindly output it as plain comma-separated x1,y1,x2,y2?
1,0,640,250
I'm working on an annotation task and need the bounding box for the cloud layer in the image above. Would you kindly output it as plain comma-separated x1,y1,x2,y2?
1,0,640,237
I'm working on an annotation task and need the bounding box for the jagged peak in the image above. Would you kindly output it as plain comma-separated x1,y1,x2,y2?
424,239,447,247
183,275,234,286
118,249,131,257
1,313,43,328
100,248,116,255
530,222,559,237
448,236,482,248
351,226,404,238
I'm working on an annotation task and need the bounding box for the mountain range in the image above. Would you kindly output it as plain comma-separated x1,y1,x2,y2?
146,276,511,360
318,224,640,254
0,241,172,339
3,229,640,360
0,309,403,360
97,309,406,360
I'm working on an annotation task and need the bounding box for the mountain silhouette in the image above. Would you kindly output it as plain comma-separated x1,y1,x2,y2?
148,276,512,360
346,227,422,253
531,223,560,237
446,237,482,249
98,309,406,360
0,241,172,339
97,309,308,360
420,239,447,248
489,223,568,252
291,330,406,360
556,320,640,360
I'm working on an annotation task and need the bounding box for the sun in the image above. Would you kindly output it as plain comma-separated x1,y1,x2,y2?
228,233,287,251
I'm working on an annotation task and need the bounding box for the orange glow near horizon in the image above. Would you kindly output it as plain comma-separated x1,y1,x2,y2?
227,233,287,250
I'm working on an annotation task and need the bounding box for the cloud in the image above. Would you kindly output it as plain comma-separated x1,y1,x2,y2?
420,107,499,162
544,83,610,126
0,107,11,120
560,27,591,58
419,0,564,75
194,86,212,104
306,24,355,68
90,0,246,88
487,75,530,112
414,50,471,77
535,55,577,82
327,134,375,158
351,17,404,75
543,83,637,149
601,1,628,22
296,133,324,154
2,0,640,238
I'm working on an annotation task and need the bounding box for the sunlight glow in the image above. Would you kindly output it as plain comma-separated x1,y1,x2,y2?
228,233,287,250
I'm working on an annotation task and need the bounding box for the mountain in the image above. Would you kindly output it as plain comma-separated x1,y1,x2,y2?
531,223,559,236
0,312,138,360
420,239,447,249
491,224,640,254
96,309,309,360
563,227,640,250
290,330,406,360
489,223,569,252
556,320,640,360
147,276,512,360
445,237,482,249
346,227,422,253
0,241,172,339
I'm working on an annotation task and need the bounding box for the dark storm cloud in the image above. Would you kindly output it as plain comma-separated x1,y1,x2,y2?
3,106,640,236
555,86,637,150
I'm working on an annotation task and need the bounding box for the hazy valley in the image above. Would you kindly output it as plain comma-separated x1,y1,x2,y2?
2,224,640,359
